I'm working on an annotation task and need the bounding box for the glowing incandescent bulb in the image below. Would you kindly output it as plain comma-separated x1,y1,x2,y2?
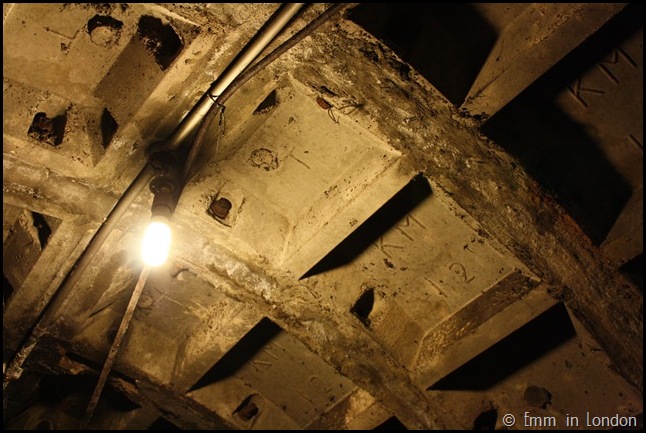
142,174,178,267
141,215,171,267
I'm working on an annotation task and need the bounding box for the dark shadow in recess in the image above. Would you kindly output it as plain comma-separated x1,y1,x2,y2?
351,287,374,327
188,318,282,391
484,98,632,246
301,174,432,279
147,417,181,430
482,4,641,246
233,394,262,422
253,89,278,115
38,374,138,413
88,14,123,34
427,303,576,391
348,3,497,106
3,273,15,310
137,15,183,71
100,108,119,149
28,112,67,147
620,252,643,294
65,351,103,372
473,408,498,430
31,211,52,249
374,416,408,430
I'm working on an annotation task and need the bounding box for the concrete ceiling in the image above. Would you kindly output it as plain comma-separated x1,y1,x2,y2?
3,3,642,430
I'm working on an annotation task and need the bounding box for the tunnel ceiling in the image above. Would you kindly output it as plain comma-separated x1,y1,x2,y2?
3,3,643,430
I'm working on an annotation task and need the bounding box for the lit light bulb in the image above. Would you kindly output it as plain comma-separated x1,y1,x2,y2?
141,216,171,267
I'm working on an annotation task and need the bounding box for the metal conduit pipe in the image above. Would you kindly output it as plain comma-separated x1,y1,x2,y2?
84,4,343,422
2,165,155,390
3,3,305,390
182,2,348,183
166,3,305,151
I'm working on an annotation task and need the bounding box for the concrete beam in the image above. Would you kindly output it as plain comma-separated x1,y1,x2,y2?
173,75,419,278
2,153,116,221
299,18,642,390
307,388,392,430
3,217,98,349
116,377,235,430
413,280,557,389
461,3,627,118
168,226,444,429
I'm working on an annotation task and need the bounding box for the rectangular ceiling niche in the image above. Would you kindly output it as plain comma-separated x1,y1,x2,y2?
347,3,504,107
292,174,535,367
3,78,120,169
3,4,200,168
210,77,418,277
94,14,185,125
3,206,62,300
423,301,643,430
188,317,356,429
426,302,576,391
481,6,641,246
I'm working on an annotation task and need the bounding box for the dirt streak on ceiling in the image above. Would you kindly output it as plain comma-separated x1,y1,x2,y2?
3,3,643,430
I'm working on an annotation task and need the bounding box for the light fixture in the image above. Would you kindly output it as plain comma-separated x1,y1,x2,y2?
141,215,171,267
141,176,178,267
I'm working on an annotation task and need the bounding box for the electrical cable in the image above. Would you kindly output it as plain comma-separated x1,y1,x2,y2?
181,3,347,184
3,3,308,395
4,3,348,412
82,3,346,426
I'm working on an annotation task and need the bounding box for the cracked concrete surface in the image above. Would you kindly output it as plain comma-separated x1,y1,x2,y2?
3,3,642,430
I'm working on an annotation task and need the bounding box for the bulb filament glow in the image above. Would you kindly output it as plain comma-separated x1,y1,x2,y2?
141,216,171,267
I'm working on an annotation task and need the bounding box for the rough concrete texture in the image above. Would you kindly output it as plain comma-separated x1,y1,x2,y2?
3,3,642,430
462,3,627,118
